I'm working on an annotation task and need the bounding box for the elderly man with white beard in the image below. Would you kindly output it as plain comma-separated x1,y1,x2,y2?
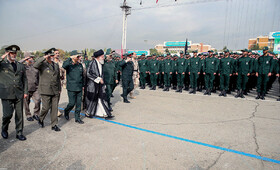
85,49,114,119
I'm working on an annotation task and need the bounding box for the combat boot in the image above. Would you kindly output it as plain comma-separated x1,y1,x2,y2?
204,89,208,95
255,93,261,99
260,93,265,100
235,90,241,98
240,90,245,98
223,90,227,97
219,90,223,96
163,86,168,91
175,87,181,93
193,89,196,94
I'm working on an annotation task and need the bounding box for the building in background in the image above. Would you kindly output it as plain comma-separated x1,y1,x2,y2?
248,35,274,50
155,41,213,54
269,31,280,55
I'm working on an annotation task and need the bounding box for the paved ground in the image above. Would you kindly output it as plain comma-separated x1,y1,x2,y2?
0,83,280,170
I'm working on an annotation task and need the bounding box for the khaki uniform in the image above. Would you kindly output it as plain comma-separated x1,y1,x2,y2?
34,57,61,127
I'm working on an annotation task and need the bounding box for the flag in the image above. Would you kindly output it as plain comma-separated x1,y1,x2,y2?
184,38,188,54
156,0,159,3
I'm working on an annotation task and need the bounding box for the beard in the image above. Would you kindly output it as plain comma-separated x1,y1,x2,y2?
8,55,16,62
99,59,104,64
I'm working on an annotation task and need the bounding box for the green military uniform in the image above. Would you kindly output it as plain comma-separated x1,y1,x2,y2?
189,53,201,93
138,58,148,88
158,57,164,88
162,57,173,91
256,50,273,99
203,55,218,94
184,57,190,90
34,49,61,129
62,57,84,122
176,56,186,92
172,56,178,89
219,56,234,96
0,45,28,138
119,55,134,103
148,57,159,90
235,50,252,98
103,59,117,109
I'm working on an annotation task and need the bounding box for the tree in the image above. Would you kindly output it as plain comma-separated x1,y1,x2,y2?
165,48,170,54
222,46,228,51
149,48,159,55
250,44,260,50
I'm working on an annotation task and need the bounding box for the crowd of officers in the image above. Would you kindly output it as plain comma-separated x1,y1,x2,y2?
134,48,280,100
1,44,280,141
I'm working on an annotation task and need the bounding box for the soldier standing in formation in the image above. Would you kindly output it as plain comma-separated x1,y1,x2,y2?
203,50,218,95
0,45,28,141
148,54,159,90
138,54,148,89
189,50,201,94
162,53,173,91
175,51,186,93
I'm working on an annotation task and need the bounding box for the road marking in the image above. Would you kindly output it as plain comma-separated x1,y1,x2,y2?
59,107,280,165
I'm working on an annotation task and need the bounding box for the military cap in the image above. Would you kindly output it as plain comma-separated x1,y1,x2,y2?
180,51,184,54
166,52,171,55
248,49,252,53
152,53,156,56
186,52,189,55
44,48,56,55
220,52,224,55
214,52,218,55
208,50,214,53
241,49,249,52
5,45,20,53
94,49,104,58
224,49,229,53
263,47,269,51
193,50,198,53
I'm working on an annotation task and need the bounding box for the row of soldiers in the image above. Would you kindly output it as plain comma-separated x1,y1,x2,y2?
133,48,280,100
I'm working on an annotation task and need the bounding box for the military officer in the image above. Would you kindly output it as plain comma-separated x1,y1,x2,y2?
255,47,273,100
183,53,191,91
203,50,218,95
218,49,233,97
138,54,148,89
120,53,134,103
148,54,159,90
162,53,173,91
34,48,61,131
19,53,41,121
0,45,28,140
175,51,186,93
103,54,118,111
158,55,165,88
189,50,201,94
235,49,252,98
62,54,85,124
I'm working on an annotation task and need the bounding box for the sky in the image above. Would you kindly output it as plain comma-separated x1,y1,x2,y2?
0,0,279,51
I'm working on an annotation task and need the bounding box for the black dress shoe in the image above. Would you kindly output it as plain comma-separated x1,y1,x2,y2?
51,125,61,132
75,119,84,124
105,115,115,120
27,117,34,121
123,99,130,103
33,115,39,121
16,135,26,141
64,113,69,120
1,130,8,139
38,120,44,128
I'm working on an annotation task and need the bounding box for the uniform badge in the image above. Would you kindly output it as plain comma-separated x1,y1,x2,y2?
175,64,177,66
182,62,184,65
246,62,248,65
227,62,230,65
266,61,269,64
154,63,156,66
168,63,170,65
212,61,214,64
196,62,198,64
143,63,145,66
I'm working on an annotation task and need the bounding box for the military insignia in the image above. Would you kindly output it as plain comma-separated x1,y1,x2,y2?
227,62,230,65
51,50,54,53
168,63,170,65
4,68,9,73
154,63,156,66
246,62,248,65
181,62,184,65
266,61,269,64
212,61,214,64
196,62,198,64
12,47,16,51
